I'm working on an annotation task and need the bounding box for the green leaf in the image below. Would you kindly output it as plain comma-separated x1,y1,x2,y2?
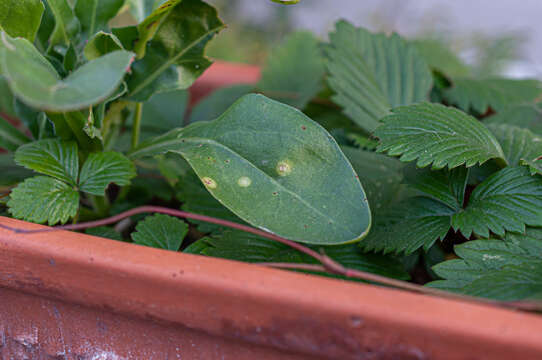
444,78,542,114
521,158,542,176
0,113,30,152
0,76,15,116
359,165,469,255
428,228,542,300
411,39,470,77
374,103,506,169
83,31,123,60
342,146,408,214
174,166,242,233
0,33,134,111
74,0,124,38
133,0,181,58
127,0,224,101
452,167,542,238
404,166,468,211
125,0,160,22
488,124,542,167
258,31,325,109
484,102,542,136
0,0,44,42
361,197,454,255
132,94,371,245
85,226,122,241
325,21,432,133
15,139,78,185
185,230,409,280
7,176,79,225
132,214,188,251
0,153,33,187
79,151,136,195
47,0,81,47
189,85,253,124
139,89,188,138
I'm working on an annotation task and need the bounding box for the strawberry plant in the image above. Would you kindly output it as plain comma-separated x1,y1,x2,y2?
1,0,542,305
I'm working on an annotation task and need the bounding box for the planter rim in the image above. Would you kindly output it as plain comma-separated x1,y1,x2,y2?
1,216,542,359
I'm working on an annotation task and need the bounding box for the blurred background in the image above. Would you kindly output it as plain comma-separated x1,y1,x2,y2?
206,0,542,79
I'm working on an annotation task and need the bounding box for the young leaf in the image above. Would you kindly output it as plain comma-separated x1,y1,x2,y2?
258,31,325,109
484,102,542,136
132,214,188,251
84,31,123,60
7,176,79,225
127,0,225,101
78,152,136,195
189,85,253,123
428,228,542,300
0,33,134,111
132,94,371,245
374,103,506,169
521,158,542,176
411,39,470,77
452,167,542,238
488,124,542,166
444,78,542,114
325,21,432,133
0,113,30,152
360,197,454,255
15,139,79,185
404,166,468,211
0,0,44,42
47,0,81,47
74,0,124,38
185,230,409,280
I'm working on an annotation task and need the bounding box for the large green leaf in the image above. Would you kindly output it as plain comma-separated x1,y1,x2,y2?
126,0,161,22
47,0,81,47
0,113,30,152
185,230,409,280
132,94,371,245
258,31,325,109
74,0,124,38
360,167,468,254
325,21,432,133
375,103,506,169
15,139,78,185
428,228,542,300
132,214,188,251
452,167,542,238
444,78,542,114
0,33,134,111
488,124,542,166
7,176,79,224
484,102,542,136
127,0,224,101
0,0,44,42
78,151,136,195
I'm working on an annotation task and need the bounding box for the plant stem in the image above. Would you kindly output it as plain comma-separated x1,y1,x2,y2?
131,102,143,150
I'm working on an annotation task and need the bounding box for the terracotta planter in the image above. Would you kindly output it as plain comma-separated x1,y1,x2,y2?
1,62,542,360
